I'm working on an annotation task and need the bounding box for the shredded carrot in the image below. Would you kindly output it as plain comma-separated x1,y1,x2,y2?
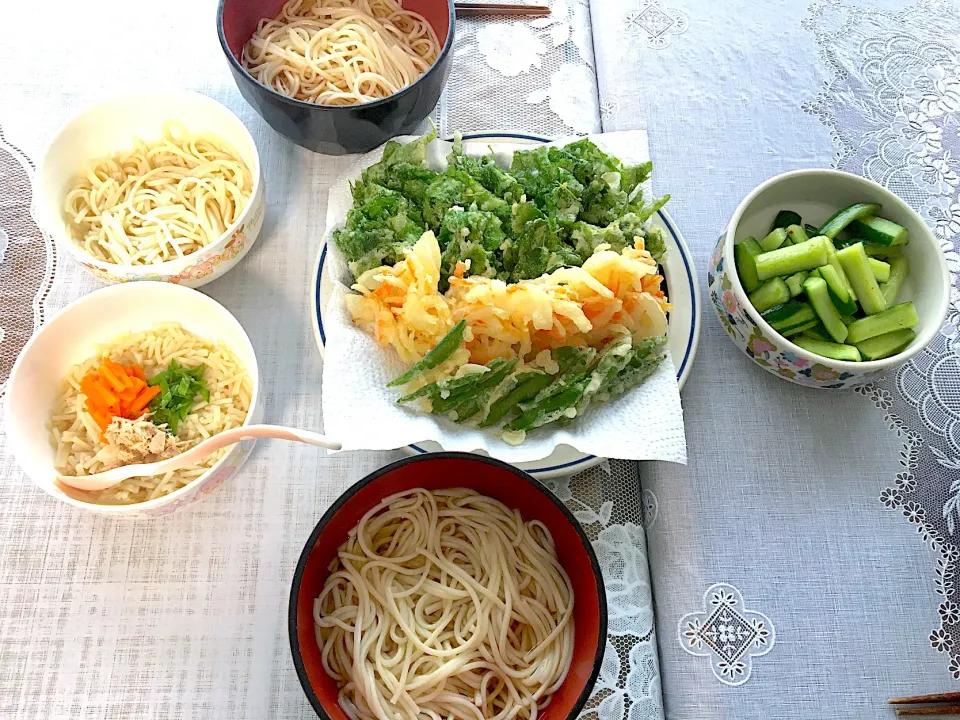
90,381,119,409
79,361,154,432
129,385,161,414
99,364,128,394
88,407,113,433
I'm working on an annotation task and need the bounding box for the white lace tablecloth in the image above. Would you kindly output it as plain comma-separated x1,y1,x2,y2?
6,0,956,717
590,0,960,717
0,1,660,719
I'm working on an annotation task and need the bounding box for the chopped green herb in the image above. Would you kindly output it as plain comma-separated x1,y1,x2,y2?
146,359,209,435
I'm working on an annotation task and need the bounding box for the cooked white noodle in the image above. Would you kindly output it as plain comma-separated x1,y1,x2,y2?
243,0,440,105
49,323,252,505
314,488,575,720
62,122,253,265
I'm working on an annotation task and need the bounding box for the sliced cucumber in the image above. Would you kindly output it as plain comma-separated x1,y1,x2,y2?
771,210,802,231
784,319,820,337
749,278,791,313
755,236,829,281
803,276,849,343
818,202,882,239
869,257,891,283
880,256,909,306
832,235,864,249
848,216,908,246
838,237,906,256
762,301,817,336
785,271,808,297
802,325,833,343
792,336,862,362
846,301,919,344
836,242,887,315
814,265,858,316
822,236,857,302
786,224,809,245
855,329,916,361
865,244,903,259
734,237,763,292
759,227,789,252
804,223,820,238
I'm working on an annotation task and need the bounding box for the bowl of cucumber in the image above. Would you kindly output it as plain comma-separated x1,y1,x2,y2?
708,169,950,389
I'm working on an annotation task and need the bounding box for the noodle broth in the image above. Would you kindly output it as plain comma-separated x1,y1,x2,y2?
6,282,260,515
50,323,253,506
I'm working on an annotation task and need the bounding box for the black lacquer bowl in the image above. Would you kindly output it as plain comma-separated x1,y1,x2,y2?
217,0,455,155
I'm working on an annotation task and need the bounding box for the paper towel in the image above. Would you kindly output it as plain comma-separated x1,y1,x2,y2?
321,132,687,464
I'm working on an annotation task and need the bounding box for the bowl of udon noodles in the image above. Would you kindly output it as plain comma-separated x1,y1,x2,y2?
217,0,455,155
5,282,261,517
33,90,265,287
289,453,607,720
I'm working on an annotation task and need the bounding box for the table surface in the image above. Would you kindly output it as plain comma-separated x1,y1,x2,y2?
1,0,959,719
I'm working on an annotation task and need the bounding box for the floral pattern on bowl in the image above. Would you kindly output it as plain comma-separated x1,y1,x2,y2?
708,231,877,390
65,174,265,289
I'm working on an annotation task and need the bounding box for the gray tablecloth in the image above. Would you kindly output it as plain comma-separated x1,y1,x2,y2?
1,0,958,718
590,0,960,716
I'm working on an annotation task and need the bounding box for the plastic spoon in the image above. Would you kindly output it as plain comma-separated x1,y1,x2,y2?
55,425,340,493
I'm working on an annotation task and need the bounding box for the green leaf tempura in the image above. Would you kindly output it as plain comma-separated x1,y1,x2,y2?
447,144,523,204
333,186,425,277
437,207,506,290
335,132,670,285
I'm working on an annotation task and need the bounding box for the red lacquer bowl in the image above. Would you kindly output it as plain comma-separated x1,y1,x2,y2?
288,452,607,719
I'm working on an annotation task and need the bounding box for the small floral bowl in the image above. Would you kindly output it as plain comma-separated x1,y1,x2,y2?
5,282,261,516
708,169,950,389
34,90,265,288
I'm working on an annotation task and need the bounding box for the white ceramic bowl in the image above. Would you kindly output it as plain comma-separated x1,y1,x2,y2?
5,283,261,516
708,169,950,389
34,90,266,287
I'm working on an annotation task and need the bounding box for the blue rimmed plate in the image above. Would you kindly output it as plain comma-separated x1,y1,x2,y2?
312,134,701,479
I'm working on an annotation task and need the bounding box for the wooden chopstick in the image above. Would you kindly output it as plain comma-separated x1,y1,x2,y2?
891,694,960,705
894,706,960,716
455,3,551,17
890,693,960,716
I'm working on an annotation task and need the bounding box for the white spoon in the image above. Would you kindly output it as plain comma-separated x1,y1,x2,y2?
55,425,341,493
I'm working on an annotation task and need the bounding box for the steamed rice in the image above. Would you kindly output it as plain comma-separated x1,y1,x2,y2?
50,322,252,505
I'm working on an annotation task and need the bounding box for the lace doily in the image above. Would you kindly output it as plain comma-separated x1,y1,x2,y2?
435,0,601,138
543,461,663,720
805,0,960,678
0,126,56,400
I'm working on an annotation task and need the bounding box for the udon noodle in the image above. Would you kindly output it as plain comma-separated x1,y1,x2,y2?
314,488,575,720
50,323,252,505
63,122,253,265
242,0,440,105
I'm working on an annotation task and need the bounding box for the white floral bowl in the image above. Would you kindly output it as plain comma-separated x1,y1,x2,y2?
5,282,261,516
34,90,265,287
708,169,950,389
